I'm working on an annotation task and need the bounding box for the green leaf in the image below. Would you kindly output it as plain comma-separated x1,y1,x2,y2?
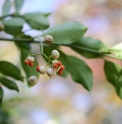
21,12,50,30
104,60,122,98
42,12,51,17
14,0,24,11
20,48,39,78
0,77,19,92
2,17,25,36
0,86,4,108
67,56,93,91
111,42,122,50
0,61,23,81
117,70,122,98
104,60,121,87
71,37,107,58
108,43,122,59
43,46,69,78
2,0,11,15
44,21,87,44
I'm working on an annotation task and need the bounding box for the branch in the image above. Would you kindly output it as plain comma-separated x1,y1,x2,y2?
0,37,37,43
0,13,17,20
0,37,121,60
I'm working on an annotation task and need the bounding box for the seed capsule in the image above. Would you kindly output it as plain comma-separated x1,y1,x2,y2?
60,65,65,70
44,35,53,44
58,70,63,75
28,76,38,86
52,50,60,59
52,60,58,64
24,59,29,65
27,56,34,61
29,61,34,67
39,66,46,74
57,61,62,66
36,66,40,72
53,64,58,68
47,68,55,78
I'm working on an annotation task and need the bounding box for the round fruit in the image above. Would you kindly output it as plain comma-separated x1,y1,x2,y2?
36,66,40,72
29,61,34,67
27,56,34,61
58,70,63,75
57,61,62,66
24,59,29,65
47,68,55,78
28,76,38,86
53,64,58,68
44,35,53,44
51,50,59,59
39,66,46,74
52,60,58,64
60,65,65,70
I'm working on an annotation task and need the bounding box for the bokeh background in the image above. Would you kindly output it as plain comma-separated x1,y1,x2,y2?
0,0,122,124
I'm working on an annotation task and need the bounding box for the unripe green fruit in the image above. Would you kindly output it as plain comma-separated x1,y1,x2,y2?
44,35,53,44
0,22,4,32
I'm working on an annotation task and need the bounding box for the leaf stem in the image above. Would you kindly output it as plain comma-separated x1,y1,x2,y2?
41,27,45,36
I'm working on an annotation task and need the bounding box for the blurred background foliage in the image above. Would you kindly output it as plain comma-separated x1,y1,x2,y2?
0,0,122,124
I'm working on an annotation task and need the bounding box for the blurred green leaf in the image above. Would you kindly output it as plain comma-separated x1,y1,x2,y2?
104,60,122,98
71,37,107,58
20,48,39,78
14,0,24,11
111,42,122,50
43,46,69,78
0,77,19,92
45,21,87,44
104,60,121,87
15,42,31,50
0,86,4,108
2,17,25,36
0,61,23,81
117,70,122,99
2,0,11,15
22,12,50,30
107,42,122,59
42,12,51,17
67,56,93,91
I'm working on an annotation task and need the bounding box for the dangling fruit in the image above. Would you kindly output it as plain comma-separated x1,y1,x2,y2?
28,76,38,86
39,66,46,74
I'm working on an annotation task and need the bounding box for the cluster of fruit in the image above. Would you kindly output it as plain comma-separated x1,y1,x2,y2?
25,49,65,77
24,56,35,67
25,49,65,86
36,59,65,77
